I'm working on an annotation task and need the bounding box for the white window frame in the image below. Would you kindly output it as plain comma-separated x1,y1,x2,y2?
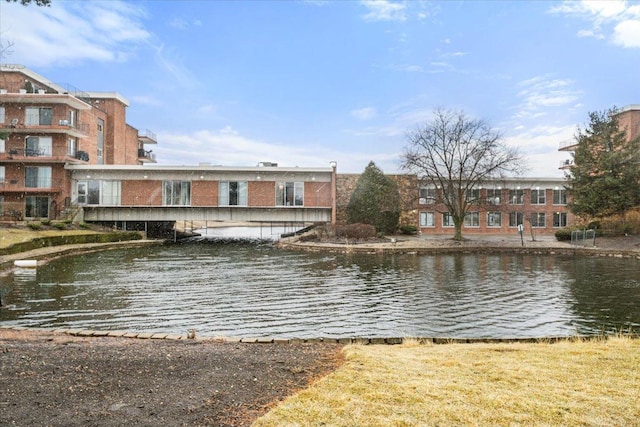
464,211,480,227
530,212,546,228
531,189,546,205
25,107,53,126
163,180,191,206
219,181,248,206
276,181,304,206
509,189,524,205
420,211,435,227
509,211,524,227
0,106,5,124
553,212,568,228
442,212,455,227
0,166,5,183
25,166,52,188
553,189,567,205
487,211,502,227
25,135,52,156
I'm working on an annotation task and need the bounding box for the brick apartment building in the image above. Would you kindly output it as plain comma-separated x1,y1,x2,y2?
0,64,156,220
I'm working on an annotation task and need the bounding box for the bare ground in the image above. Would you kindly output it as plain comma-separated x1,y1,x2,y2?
0,329,343,427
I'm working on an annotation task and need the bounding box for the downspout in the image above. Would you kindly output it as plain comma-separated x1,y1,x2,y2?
330,161,337,225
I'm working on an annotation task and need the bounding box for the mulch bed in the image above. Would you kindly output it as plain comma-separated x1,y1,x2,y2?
0,329,344,426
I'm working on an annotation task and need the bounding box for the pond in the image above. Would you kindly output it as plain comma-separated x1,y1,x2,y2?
1,238,639,339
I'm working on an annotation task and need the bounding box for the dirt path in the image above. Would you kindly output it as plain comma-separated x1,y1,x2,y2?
0,329,343,427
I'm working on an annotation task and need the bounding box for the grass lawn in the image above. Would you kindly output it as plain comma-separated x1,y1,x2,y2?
254,337,640,427
0,226,100,249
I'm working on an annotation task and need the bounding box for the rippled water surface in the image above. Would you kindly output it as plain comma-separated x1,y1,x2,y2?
2,240,640,338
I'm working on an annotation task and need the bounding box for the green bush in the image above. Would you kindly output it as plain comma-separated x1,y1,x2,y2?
334,223,377,240
27,222,41,231
52,222,66,230
555,227,575,241
399,225,417,235
79,222,90,229
41,219,51,226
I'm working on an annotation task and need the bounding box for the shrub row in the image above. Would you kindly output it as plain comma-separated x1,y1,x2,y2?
0,232,143,256
334,223,377,240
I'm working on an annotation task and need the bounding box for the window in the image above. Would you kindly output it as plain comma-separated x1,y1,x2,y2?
25,166,51,188
553,212,568,228
531,189,546,205
69,110,76,127
25,136,52,156
25,107,53,126
0,166,5,182
553,189,567,205
464,212,480,227
97,118,104,165
442,212,455,227
509,189,524,205
163,181,191,206
420,211,435,227
78,181,122,206
219,181,248,206
419,187,437,204
487,189,502,205
487,211,502,227
0,106,4,123
509,212,524,227
25,196,49,218
276,181,304,206
530,212,546,228
0,195,4,216
466,188,480,202
67,138,77,157
0,136,4,153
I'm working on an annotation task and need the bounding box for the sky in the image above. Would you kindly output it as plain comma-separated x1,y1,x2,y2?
1,0,639,177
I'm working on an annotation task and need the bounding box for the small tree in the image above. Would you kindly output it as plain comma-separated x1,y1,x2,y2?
402,108,522,240
347,161,401,234
566,108,640,219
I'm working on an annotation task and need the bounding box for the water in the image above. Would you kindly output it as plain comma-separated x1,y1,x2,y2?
2,239,640,339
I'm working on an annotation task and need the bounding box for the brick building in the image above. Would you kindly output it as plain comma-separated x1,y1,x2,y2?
0,65,156,220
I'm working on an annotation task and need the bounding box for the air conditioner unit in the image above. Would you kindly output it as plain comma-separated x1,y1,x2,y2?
59,119,69,126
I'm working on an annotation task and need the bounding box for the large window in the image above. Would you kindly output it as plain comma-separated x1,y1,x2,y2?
219,181,248,206
163,181,191,206
67,138,77,157
0,106,4,124
509,189,524,205
420,211,435,227
553,189,567,205
464,212,480,227
25,136,52,156
0,136,4,153
77,181,121,205
442,212,455,227
487,211,502,227
25,107,53,126
531,189,546,205
97,119,104,164
530,212,546,228
466,188,480,202
487,189,502,205
276,181,304,206
25,196,49,218
509,211,524,227
553,212,568,228
0,166,4,183
25,166,51,188
419,187,437,204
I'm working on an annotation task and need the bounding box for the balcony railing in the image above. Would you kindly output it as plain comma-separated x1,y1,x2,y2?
138,129,157,144
138,148,157,163
2,117,90,136
559,159,574,169
558,139,578,151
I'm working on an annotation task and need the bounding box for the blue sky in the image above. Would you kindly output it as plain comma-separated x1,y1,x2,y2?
1,0,639,177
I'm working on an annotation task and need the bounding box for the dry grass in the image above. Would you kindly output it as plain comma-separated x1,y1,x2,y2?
253,337,640,427
0,226,99,249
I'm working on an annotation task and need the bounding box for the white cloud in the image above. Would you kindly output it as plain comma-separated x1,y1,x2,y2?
613,19,640,47
351,107,377,121
514,76,582,119
169,17,203,30
550,0,640,48
360,0,407,22
0,1,150,67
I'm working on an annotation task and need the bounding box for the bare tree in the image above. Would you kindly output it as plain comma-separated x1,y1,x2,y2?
402,108,523,240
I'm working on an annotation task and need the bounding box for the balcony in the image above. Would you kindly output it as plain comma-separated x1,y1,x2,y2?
559,159,574,169
138,148,157,163
138,129,157,144
0,178,64,193
559,139,578,151
3,117,90,138
0,147,89,164
0,90,91,109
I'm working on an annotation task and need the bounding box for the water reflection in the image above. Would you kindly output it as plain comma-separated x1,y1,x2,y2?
1,242,639,338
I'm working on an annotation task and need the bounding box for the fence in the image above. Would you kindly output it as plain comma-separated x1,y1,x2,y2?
571,229,596,247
